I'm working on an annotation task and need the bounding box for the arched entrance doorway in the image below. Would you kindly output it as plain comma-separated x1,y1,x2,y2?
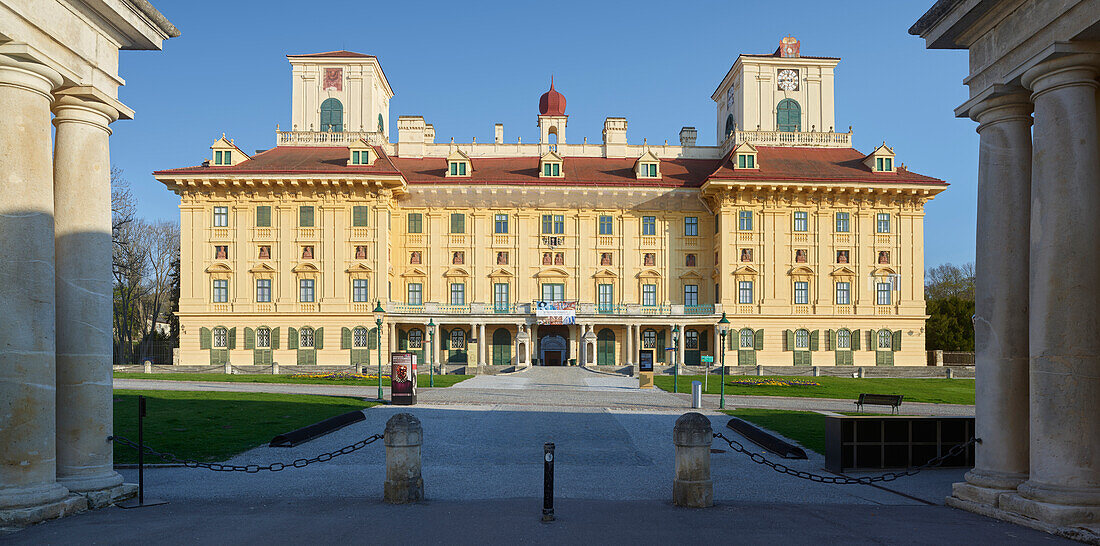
538,325,569,366
492,327,512,366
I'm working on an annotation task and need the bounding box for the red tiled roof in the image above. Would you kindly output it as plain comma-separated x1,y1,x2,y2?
154,145,945,187
740,53,841,60
286,50,376,58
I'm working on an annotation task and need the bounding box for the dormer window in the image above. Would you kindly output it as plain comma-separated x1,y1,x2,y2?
543,163,561,176
214,150,232,165
446,149,472,177
210,135,249,167
635,150,661,179
348,139,373,166
731,142,758,170
449,161,468,176
876,157,893,172
351,150,371,165
642,163,658,177
864,143,897,173
540,150,564,178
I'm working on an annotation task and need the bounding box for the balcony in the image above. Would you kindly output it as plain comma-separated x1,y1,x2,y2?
737,232,755,243
875,234,895,245
792,233,809,243
737,305,755,314
794,305,811,315
834,233,851,244
297,228,318,241
211,228,231,241
252,227,275,241
405,233,427,247
538,235,569,249
276,129,387,147
722,128,853,152
348,228,372,241
299,303,318,313
212,303,231,313
683,304,716,315
835,305,853,315
640,236,659,247
449,234,467,246
876,306,895,315
492,234,512,247
681,236,701,248
255,303,274,313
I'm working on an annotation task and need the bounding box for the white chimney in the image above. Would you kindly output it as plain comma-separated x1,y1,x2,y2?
494,123,504,144
679,127,698,147
602,117,628,158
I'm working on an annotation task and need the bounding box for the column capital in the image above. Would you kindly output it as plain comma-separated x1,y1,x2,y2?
970,92,1033,132
51,94,118,134
0,52,63,100
1021,54,1100,98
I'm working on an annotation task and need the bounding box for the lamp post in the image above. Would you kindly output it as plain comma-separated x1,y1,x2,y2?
373,301,385,401
427,319,436,388
717,312,730,409
672,325,680,394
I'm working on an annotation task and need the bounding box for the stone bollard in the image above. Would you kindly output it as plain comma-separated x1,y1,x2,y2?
673,412,713,508
812,366,820,377
224,362,232,375
857,367,865,378
272,362,279,375
755,365,763,376
384,413,424,504
144,360,152,374
945,367,954,379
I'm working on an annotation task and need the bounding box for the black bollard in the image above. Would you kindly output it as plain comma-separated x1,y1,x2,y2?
542,442,555,522
119,395,166,508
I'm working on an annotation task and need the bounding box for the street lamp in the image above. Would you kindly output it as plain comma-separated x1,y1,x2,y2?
427,318,436,388
717,312,730,409
373,301,385,401
671,325,680,394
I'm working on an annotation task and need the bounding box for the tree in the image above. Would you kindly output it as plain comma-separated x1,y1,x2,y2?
135,221,179,363
926,262,975,300
925,262,976,351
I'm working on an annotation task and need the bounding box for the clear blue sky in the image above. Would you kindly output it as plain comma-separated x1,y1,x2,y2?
111,0,974,268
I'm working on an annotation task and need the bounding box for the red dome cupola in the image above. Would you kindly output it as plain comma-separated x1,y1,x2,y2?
539,77,567,116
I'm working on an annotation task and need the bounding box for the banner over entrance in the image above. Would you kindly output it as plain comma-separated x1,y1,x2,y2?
535,301,576,325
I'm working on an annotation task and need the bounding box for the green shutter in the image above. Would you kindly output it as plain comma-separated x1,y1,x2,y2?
810,330,819,351
244,327,255,350
851,329,860,351
399,329,408,351
700,330,709,352
738,349,756,366
200,327,211,350
300,206,314,227
754,329,764,351
271,327,280,350
288,327,298,350
825,329,833,351
352,206,368,227
892,330,902,352
784,330,793,351
342,327,351,350
656,330,666,363
256,206,271,227
369,327,379,350
228,327,236,350
315,327,324,350
867,329,876,351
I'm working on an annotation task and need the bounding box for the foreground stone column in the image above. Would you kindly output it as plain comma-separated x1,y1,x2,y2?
51,94,125,500
0,54,71,514
672,412,713,508
951,93,1033,508
1005,57,1100,525
384,413,424,504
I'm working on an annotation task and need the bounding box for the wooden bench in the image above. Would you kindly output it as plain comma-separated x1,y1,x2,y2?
854,393,904,414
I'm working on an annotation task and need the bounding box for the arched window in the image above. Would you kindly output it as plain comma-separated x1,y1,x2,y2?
642,329,657,349
450,329,466,349
795,328,810,349
725,114,735,138
377,113,385,133
300,327,315,348
213,327,228,348
256,327,271,348
685,329,699,349
837,329,852,349
878,330,892,349
408,328,424,349
353,327,368,348
597,328,616,366
739,328,754,348
320,98,343,132
776,99,801,132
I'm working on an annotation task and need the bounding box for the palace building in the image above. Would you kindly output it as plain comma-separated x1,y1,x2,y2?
156,37,947,370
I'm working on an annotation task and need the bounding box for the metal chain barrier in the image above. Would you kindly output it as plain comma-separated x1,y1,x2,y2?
109,433,384,473
712,432,978,484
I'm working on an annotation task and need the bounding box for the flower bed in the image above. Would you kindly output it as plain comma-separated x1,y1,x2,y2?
288,372,386,381
728,379,820,387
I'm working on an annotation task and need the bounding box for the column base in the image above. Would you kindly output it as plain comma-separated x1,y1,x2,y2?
0,494,86,528
58,469,125,496
946,495,1100,543
1001,491,1100,526
0,482,69,510
672,479,713,508
951,481,1017,506
77,482,137,510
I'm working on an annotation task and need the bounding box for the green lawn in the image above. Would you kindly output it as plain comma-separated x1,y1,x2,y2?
656,375,974,405
721,409,827,455
113,372,472,388
112,390,376,464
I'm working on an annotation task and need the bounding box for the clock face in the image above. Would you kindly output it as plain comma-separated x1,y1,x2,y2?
777,69,799,91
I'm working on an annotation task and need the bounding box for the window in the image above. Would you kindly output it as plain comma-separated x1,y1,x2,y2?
641,163,658,177
736,154,755,168
776,98,801,132
352,206,369,227
450,213,465,234
643,329,656,348
793,211,808,232
353,327,368,348
299,206,315,227
598,215,613,235
794,281,809,305
837,329,851,349
214,151,223,165
738,210,753,231
320,98,343,132
642,216,656,236
494,283,509,310
543,162,561,176
352,279,368,302
795,329,810,349
449,161,467,176
256,279,271,303
494,214,509,234
351,150,370,165
685,329,699,349
835,212,849,233
450,329,466,349
878,330,893,349
877,282,892,305
542,214,564,234
450,283,466,305
407,283,423,305
213,206,228,227
213,327,227,348
256,206,271,227
642,284,657,306
299,279,315,303
876,157,893,172
684,284,699,306
257,327,271,348
836,282,851,305
684,217,698,237
739,281,754,304
407,213,423,234
300,327,315,348
877,213,891,233
212,279,228,303
408,329,423,349
542,283,564,302
597,284,614,311
740,328,754,348
214,150,232,165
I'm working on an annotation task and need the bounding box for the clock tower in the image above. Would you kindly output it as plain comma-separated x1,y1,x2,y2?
710,37,840,144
